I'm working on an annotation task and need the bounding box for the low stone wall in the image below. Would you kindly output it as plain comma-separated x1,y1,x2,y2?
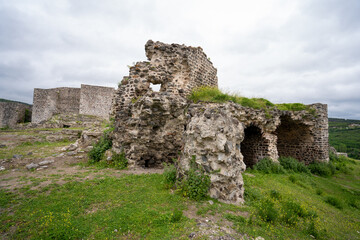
0,102,32,128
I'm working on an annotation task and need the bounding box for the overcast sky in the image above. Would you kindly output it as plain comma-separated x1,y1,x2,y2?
1,0,359,119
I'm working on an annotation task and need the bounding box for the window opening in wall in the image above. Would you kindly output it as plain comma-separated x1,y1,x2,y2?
150,83,161,92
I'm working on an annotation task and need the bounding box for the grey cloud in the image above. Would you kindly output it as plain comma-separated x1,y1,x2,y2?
0,0,359,119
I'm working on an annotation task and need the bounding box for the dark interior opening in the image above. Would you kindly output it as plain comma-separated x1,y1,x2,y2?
275,115,313,164
62,124,70,128
141,156,158,168
145,159,150,168
241,125,268,168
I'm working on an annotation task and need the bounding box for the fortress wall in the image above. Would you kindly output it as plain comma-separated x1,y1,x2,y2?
0,102,32,128
79,84,115,118
32,87,80,123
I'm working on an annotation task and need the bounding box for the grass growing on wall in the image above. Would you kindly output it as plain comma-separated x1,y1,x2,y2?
189,86,312,112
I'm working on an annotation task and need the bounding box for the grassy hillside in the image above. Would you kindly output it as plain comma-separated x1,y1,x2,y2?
329,118,360,159
1,156,359,239
0,98,31,106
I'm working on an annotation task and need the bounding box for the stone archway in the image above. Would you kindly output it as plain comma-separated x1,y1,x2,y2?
275,115,313,164
241,125,269,168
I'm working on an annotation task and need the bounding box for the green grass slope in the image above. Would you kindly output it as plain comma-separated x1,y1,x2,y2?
1,156,359,239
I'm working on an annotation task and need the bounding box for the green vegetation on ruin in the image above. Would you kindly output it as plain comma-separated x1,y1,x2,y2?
329,118,360,159
189,86,315,113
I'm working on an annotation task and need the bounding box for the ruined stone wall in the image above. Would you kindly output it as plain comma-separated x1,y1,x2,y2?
111,40,329,204
112,40,218,117
113,93,187,168
0,102,32,128
79,84,115,118
32,87,80,123
112,40,219,167
179,102,329,204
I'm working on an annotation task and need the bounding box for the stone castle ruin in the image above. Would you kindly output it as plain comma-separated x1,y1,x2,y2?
112,40,329,204
32,84,114,123
2,40,329,205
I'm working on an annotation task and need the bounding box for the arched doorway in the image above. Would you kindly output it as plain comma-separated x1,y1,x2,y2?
241,125,269,168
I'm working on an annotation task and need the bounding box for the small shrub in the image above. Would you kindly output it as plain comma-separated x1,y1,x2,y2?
88,134,112,163
112,152,128,169
308,162,335,177
180,156,211,200
324,196,343,209
253,158,286,174
163,163,177,188
279,157,310,174
257,199,278,223
181,168,211,200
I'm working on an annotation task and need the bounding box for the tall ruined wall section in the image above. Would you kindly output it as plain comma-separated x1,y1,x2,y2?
112,40,218,116
79,84,115,118
32,87,80,123
112,40,218,167
0,102,32,128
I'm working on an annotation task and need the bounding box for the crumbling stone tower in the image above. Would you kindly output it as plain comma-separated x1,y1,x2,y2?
112,40,329,205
